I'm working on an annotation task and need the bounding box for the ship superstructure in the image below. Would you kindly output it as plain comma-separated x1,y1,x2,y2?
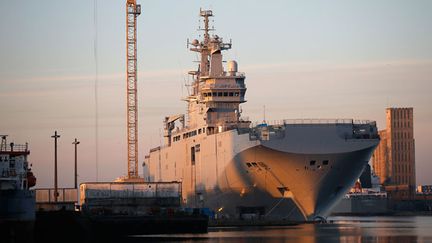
144,9,380,221
0,135,36,238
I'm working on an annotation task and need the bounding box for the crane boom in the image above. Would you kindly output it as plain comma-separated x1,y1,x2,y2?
126,0,141,178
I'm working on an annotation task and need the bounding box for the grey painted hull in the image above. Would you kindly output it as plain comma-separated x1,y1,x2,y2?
146,123,379,221
212,145,377,221
332,197,389,215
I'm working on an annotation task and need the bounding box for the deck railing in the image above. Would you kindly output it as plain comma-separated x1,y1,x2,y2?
255,119,376,126
0,143,29,152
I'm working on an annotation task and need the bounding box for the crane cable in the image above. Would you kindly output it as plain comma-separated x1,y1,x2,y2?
93,0,99,182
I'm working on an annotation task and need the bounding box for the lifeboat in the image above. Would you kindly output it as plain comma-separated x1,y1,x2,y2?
27,171,36,188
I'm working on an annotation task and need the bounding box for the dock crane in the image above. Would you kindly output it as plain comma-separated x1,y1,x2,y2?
126,0,141,179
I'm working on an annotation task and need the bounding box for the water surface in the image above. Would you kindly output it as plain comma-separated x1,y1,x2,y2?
131,216,432,242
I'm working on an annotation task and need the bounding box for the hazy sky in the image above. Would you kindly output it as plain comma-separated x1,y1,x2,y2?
1,1,431,188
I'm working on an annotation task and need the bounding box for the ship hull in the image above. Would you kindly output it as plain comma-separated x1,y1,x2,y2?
209,144,377,221
146,124,379,221
0,190,35,221
0,190,35,242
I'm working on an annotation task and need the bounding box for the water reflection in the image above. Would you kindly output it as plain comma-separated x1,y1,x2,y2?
127,216,432,243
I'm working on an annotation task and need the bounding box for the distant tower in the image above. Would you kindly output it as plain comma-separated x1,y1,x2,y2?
372,107,416,197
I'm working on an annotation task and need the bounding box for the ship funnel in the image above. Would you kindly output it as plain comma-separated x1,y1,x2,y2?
227,60,238,76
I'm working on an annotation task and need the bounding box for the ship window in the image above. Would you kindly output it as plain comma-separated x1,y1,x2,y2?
323,160,329,165
218,92,223,96
191,147,196,165
229,92,234,96
203,127,206,133
223,92,228,96
252,162,258,167
198,129,202,134
212,92,217,96
310,160,316,166
258,162,267,168
234,92,239,96
208,92,212,97
246,163,252,167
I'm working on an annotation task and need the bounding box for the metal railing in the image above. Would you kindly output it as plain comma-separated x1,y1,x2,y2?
253,119,376,126
35,188,78,203
0,143,29,152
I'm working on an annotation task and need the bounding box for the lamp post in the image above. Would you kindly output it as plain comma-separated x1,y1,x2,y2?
51,131,60,202
72,138,80,189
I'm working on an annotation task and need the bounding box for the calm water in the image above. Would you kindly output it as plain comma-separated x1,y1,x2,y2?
130,216,432,242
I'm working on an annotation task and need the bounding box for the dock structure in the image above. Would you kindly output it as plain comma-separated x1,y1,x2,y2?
79,181,182,215
35,188,78,211
34,181,207,241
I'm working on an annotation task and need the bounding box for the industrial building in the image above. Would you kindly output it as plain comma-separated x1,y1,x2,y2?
372,107,416,199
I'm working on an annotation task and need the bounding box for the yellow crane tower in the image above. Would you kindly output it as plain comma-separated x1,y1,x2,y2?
126,0,141,179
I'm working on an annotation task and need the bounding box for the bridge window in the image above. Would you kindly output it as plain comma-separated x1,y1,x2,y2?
218,92,223,96
173,136,181,142
323,160,329,165
234,92,239,96
223,92,228,96
208,92,212,97
310,160,316,166
229,92,234,96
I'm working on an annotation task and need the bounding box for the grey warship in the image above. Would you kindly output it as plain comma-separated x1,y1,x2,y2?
144,9,379,221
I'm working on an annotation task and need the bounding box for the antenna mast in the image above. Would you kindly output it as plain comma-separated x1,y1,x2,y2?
200,9,213,44
126,0,141,179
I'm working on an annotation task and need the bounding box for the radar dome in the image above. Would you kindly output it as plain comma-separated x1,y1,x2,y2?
227,60,238,74
191,39,199,46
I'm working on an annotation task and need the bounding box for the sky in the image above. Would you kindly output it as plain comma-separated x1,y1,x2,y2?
0,1,431,188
